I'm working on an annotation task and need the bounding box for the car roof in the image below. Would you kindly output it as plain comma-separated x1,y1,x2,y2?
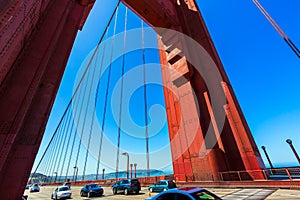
158,187,205,194
178,187,205,193
86,183,99,186
58,186,70,189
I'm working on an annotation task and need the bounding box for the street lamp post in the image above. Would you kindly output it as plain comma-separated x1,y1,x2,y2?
54,172,58,183
134,163,137,178
122,152,129,179
73,166,78,183
102,168,105,180
130,164,133,179
286,139,300,164
261,146,274,168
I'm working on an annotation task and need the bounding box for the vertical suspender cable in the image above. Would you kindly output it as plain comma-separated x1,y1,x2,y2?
82,44,101,181
116,6,128,179
48,121,66,182
252,0,300,58
32,1,121,182
30,96,73,183
58,107,73,181
141,21,150,177
54,109,72,183
73,67,92,181
65,91,84,180
95,30,109,180
96,4,120,179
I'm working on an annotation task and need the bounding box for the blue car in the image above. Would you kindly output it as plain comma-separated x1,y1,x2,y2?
148,180,177,192
80,183,104,197
146,187,222,200
29,184,40,193
112,179,141,195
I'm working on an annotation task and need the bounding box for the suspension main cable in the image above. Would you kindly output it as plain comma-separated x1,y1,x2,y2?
252,0,300,58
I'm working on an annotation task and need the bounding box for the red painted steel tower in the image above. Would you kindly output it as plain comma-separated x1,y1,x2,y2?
0,0,95,199
122,0,266,181
0,0,265,199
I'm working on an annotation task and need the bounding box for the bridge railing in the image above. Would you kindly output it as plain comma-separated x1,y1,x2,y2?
219,167,300,181
44,174,175,187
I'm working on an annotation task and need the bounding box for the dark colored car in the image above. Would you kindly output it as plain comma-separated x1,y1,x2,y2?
148,180,177,192
63,182,71,189
146,187,222,200
112,179,141,195
80,183,104,197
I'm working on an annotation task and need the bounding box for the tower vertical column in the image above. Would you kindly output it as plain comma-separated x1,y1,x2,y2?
0,0,94,198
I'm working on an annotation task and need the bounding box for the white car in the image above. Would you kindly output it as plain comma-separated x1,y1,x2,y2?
29,184,40,192
51,186,72,200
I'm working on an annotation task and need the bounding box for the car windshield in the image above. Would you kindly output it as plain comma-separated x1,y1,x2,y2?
59,187,70,191
122,180,129,184
191,191,219,200
89,184,99,188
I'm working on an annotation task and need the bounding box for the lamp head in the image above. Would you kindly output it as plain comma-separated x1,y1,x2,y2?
286,139,293,145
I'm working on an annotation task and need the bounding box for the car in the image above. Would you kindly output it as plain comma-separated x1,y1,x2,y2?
145,187,222,200
63,182,71,189
51,186,72,200
80,183,104,197
29,184,40,192
148,180,177,192
112,179,141,195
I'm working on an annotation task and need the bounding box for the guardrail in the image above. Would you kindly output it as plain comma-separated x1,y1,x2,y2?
43,174,175,187
219,167,300,181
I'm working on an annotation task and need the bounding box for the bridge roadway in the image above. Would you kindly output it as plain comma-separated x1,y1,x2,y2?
24,186,300,199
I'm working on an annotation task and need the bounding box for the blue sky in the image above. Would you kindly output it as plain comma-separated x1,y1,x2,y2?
35,0,300,174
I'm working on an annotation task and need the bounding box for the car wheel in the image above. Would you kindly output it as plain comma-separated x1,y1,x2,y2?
149,188,153,193
113,188,117,195
135,190,139,195
88,192,91,198
124,188,129,195
80,191,84,197
51,194,53,199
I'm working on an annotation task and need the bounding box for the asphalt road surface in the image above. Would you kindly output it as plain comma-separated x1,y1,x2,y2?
24,186,300,200
24,186,154,200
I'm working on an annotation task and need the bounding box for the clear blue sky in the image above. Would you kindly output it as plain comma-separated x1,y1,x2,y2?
35,0,300,174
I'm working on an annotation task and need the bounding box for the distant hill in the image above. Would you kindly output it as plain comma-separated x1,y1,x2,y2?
30,169,172,183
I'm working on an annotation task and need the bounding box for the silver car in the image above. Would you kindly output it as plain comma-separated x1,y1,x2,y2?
51,186,72,200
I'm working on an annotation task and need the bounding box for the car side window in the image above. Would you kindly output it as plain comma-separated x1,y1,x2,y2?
157,193,176,200
161,181,167,185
